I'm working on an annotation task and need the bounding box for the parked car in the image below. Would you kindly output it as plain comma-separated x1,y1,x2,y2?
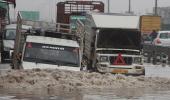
142,34,152,44
152,31,170,47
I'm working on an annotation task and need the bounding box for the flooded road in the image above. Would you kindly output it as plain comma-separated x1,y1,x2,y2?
1,63,170,78
1,64,170,100
0,89,170,100
145,64,170,78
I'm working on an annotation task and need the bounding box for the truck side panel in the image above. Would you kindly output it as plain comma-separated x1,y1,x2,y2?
75,13,95,60
140,15,161,34
83,14,96,60
57,1,104,24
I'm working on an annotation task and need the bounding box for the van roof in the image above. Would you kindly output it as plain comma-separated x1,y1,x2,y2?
5,24,32,30
26,35,79,48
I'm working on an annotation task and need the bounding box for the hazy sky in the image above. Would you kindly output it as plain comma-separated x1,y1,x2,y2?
10,0,170,22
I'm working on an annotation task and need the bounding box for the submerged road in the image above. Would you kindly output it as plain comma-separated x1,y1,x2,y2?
1,63,170,78
0,63,170,100
0,64,11,70
144,64,170,78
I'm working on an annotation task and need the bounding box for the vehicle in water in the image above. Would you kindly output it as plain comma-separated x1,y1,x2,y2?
21,35,81,71
12,13,82,71
1,24,32,63
76,12,145,75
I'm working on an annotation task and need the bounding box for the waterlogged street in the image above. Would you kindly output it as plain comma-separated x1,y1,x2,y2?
1,64,170,100
145,64,170,78
1,89,170,100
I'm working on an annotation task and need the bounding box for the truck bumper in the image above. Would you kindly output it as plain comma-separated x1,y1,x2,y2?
97,64,145,76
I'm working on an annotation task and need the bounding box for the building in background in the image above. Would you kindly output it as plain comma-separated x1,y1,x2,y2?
157,7,170,30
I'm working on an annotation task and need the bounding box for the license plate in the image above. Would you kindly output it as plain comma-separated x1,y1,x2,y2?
112,69,128,74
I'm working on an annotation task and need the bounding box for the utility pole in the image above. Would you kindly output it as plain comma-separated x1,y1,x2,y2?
128,0,131,13
155,0,158,15
108,0,110,13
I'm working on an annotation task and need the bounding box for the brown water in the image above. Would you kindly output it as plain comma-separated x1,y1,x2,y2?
1,64,170,100
1,88,170,100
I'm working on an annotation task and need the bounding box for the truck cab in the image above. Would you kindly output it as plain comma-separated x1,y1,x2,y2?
77,12,145,75
21,35,81,71
95,29,144,75
1,24,32,63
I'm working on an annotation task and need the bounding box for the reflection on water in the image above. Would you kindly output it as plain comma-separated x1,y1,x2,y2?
1,88,170,100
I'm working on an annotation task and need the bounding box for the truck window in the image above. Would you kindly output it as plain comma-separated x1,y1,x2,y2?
23,43,80,67
97,29,141,50
5,29,16,40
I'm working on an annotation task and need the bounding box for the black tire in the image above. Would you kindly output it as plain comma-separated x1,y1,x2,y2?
93,66,99,72
87,60,92,70
142,69,145,76
1,52,5,63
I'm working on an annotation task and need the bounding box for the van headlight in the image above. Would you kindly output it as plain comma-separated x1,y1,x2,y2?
134,57,141,64
100,56,108,62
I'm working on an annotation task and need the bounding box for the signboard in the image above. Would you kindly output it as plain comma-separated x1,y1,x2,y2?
70,15,86,29
20,11,40,21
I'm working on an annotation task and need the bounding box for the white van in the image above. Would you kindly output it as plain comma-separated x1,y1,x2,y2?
20,35,81,71
1,24,32,63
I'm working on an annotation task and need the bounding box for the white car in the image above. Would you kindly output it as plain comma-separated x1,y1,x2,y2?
153,31,170,47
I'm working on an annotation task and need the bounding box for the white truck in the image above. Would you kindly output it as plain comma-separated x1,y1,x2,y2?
1,24,32,63
76,12,145,75
20,34,81,71
12,13,82,71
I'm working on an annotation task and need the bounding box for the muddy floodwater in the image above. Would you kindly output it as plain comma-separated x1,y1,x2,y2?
1,88,170,100
1,64,170,100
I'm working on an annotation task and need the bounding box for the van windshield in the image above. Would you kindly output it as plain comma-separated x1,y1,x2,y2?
5,29,16,40
23,43,80,67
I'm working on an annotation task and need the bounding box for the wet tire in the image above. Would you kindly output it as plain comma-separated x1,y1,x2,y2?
1,52,5,63
142,69,145,76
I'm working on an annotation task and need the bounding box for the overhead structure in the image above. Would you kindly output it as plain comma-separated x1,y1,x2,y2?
2,0,16,7
128,0,131,13
155,0,158,15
